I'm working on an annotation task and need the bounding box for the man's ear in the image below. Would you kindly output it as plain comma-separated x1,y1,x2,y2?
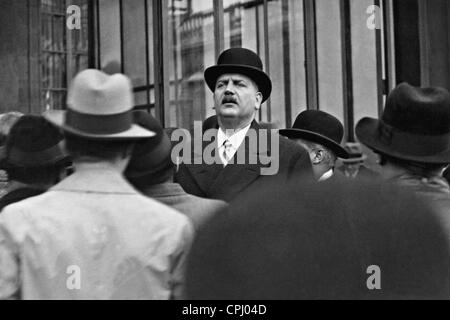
255,92,263,110
376,153,387,166
311,149,324,165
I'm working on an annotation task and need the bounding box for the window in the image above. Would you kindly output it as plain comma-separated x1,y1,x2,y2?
95,0,391,136
316,0,344,123
40,0,90,111
166,0,216,129
99,0,155,115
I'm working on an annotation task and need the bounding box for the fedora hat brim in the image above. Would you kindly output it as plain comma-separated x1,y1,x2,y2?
44,110,155,140
279,128,349,159
204,65,272,103
356,117,450,164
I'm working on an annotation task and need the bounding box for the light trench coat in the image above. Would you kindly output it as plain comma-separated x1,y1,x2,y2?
0,162,194,300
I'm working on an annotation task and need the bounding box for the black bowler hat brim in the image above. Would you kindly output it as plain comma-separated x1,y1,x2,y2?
356,117,450,164
279,128,350,159
204,65,272,103
44,110,155,141
0,150,71,170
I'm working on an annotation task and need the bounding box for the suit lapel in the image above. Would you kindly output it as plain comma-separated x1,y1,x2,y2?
184,119,273,200
209,162,261,200
209,121,271,198
185,122,222,196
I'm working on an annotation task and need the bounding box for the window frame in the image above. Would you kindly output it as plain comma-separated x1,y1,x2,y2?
39,0,92,111
93,0,391,132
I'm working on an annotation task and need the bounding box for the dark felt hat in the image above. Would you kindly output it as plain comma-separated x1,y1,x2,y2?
0,115,70,169
356,83,450,164
204,48,272,103
125,111,172,179
279,110,349,159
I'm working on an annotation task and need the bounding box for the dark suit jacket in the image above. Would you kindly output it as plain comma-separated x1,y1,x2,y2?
141,183,227,231
0,187,44,212
175,119,313,202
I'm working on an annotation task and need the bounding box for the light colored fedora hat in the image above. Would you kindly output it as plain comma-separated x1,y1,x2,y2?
44,69,155,140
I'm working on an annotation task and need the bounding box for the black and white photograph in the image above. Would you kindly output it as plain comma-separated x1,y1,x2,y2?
0,0,449,305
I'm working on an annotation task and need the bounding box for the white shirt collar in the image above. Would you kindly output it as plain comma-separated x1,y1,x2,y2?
217,124,251,150
217,124,251,166
318,169,334,182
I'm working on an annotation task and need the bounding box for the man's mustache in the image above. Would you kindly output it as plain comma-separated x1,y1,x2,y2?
222,96,238,104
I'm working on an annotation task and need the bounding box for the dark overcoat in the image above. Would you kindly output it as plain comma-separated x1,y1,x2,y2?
175,119,313,202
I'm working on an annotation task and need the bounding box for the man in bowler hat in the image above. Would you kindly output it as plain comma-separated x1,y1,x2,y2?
125,111,227,231
0,115,71,211
0,70,194,300
176,48,312,202
356,83,450,241
280,110,349,181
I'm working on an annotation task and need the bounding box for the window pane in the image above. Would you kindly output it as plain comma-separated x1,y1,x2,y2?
224,0,257,50
351,0,379,123
71,0,89,53
316,0,345,123
40,0,67,111
40,0,89,111
268,0,307,128
166,0,216,129
70,0,89,79
41,0,65,13
134,90,149,108
267,0,286,128
285,0,307,126
147,0,155,108
122,0,147,87
99,0,121,70
224,0,265,122
53,15,66,52
222,0,306,129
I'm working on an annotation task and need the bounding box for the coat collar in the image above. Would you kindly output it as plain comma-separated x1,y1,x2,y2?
391,173,450,194
142,183,186,198
52,161,138,195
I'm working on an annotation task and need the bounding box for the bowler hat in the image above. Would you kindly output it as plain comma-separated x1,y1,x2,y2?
204,48,272,103
279,110,349,159
0,115,70,169
356,83,450,164
125,111,172,179
43,69,155,140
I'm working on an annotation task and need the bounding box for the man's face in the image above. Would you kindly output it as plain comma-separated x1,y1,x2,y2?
213,73,262,128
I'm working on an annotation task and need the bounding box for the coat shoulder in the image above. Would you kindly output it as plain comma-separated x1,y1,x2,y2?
278,134,307,156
